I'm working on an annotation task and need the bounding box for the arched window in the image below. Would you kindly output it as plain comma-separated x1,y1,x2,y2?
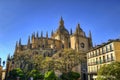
62,44,64,49
59,53,62,57
44,53,46,57
42,45,44,48
69,42,71,48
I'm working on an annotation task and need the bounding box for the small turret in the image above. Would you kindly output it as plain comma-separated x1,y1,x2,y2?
7,54,11,61
19,38,21,46
70,28,72,35
88,30,93,48
51,30,53,37
32,33,35,39
89,30,92,38
76,24,83,33
28,36,30,44
46,31,48,38
0,58,1,66
41,31,43,38
14,41,18,53
36,31,39,38
27,36,31,48
59,16,64,27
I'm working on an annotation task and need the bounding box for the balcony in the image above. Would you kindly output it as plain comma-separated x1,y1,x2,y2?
88,58,114,66
87,49,114,59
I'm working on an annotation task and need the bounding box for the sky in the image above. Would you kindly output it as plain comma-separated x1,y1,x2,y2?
0,0,120,66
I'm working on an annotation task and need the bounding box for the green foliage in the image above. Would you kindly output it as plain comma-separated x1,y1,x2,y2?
97,62,120,80
44,70,58,80
28,69,44,80
53,49,85,73
14,50,44,73
60,71,80,80
8,68,24,80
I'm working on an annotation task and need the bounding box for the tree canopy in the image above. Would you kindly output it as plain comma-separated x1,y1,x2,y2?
8,68,24,80
97,62,120,80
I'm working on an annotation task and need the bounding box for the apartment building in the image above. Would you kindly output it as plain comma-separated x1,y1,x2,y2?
87,39,120,80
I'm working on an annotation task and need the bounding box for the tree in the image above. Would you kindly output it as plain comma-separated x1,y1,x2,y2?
97,62,120,80
44,70,58,80
13,49,44,79
41,57,54,72
8,68,24,80
28,69,44,80
52,49,85,73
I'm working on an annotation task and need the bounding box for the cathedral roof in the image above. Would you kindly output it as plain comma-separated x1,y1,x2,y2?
56,17,69,35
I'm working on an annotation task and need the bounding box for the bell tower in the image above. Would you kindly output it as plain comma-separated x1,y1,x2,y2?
70,23,92,52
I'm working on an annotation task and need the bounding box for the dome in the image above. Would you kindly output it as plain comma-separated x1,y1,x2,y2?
56,17,69,35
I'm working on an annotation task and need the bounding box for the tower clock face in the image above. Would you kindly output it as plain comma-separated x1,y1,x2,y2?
80,42,85,48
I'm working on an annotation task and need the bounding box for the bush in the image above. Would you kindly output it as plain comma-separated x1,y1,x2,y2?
44,70,58,80
60,71,80,80
8,68,24,80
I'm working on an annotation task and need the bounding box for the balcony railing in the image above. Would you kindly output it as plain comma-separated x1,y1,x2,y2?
88,49,114,59
88,58,114,66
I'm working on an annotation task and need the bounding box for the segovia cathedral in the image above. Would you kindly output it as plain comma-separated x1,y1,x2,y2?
5,17,93,80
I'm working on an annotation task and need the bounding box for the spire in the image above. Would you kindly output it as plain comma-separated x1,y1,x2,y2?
51,30,53,36
28,36,30,44
70,28,72,35
27,36,31,48
75,23,83,35
46,31,48,38
19,38,21,46
15,41,18,53
41,31,43,37
59,16,64,27
76,23,82,31
7,54,10,61
89,30,92,38
0,58,1,66
16,41,18,47
36,31,39,38
32,32,35,39
84,32,86,37
89,30,93,47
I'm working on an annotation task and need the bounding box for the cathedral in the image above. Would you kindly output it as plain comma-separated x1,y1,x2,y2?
15,17,93,55
5,17,93,80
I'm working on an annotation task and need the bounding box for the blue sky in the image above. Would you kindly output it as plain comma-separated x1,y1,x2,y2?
0,0,120,66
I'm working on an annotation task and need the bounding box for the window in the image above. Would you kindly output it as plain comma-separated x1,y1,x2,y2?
95,50,97,56
111,53,113,61
38,45,40,47
99,57,102,64
106,46,108,52
44,53,46,57
97,66,98,72
93,52,95,57
62,44,64,49
42,45,44,48
102,47,104,53
59,53,62,57
110,44,113,51
107,55,109,62
69,42,71,48
103,56,105,63
96,58,98,64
